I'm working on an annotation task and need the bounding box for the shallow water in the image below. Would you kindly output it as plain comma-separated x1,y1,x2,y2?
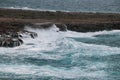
0,25,120,80
0,0,120,13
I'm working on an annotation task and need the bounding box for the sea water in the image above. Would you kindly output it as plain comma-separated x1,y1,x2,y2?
0,0,120,13
0,25,119,80
0,0,120,80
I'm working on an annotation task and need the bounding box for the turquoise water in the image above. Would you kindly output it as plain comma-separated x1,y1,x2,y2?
0,0,120,79
0,0,120,13
0,25,120,80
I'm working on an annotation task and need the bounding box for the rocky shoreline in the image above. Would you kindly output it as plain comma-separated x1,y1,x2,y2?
0,21,38,47
0,30,38,47
0,8,120,47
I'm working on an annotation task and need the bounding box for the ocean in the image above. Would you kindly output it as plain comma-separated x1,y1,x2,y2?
0,0,120,13
0,0,120,80
0,25,119,80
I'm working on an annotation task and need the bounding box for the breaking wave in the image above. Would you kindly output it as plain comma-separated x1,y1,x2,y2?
0,25,120,80
3,6,70,12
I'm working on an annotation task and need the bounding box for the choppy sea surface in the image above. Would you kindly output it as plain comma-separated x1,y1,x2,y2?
0,0,120,13
0,0,120,80
0,25,120,80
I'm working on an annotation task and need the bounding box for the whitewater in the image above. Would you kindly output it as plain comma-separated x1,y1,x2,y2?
0,25,119,80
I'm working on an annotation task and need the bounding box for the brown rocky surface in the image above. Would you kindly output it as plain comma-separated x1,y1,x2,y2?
0,8,120,31
0,8,120,47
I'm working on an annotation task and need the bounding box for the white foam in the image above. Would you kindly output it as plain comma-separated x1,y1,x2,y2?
64,30,120,57
0,26,120,57
22,25,64,51
4,7,70,12
0,64,107,79
66,30,120,38
1,25,120,79
69,40,120,57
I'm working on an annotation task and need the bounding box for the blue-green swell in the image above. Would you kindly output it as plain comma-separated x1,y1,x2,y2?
0,26,119,80
0,0,120,79
0,0,120,13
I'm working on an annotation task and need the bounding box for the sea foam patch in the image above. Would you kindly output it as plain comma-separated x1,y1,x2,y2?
0,64,108,79
0,25,119,79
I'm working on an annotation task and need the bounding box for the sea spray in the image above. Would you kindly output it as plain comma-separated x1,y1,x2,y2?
0,25,119,79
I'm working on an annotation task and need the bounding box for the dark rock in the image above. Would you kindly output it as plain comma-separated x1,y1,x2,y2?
18,38,23,44
31,23,53,29
55,24,67,31
66,22,120,32
18,34,23,38
0,29,38,47
30,32,38,39
0,38,23,47
10,33,19,38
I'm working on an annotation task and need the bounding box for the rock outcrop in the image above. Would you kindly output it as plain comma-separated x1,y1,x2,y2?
66,22,120,32
0,38,23,47
30,22,120,32
55,24,67,31
31,23,67,31
0,31,38,47
22,30,38,39
0,8,120,33
1,8,120,47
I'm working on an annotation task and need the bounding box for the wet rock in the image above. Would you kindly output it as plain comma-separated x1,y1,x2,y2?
55,24,67,31
22,30,38,39
10,33,20,38
0,30,38,47
18,38,23,44
0,38,23,47
30,32,38,39
66,22,120,32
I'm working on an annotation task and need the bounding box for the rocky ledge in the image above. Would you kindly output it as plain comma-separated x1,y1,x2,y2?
0,22,38,47
31,22,120,32
0,30,38,47
0,8,120,47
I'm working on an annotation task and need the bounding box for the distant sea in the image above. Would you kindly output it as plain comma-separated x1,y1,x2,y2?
0,0,120,13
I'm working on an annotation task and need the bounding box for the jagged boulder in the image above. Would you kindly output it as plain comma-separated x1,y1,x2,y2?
10,33,22,38
0,30,38,47
22,30,38,39
0,21,38,47
30,32,38,39
0,38,23,47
